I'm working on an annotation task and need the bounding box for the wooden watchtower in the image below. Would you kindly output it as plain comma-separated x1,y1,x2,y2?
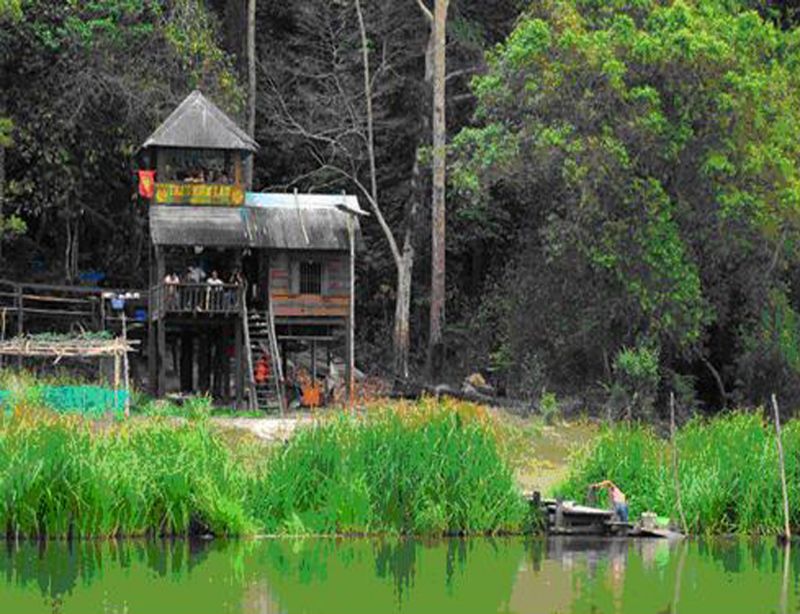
139,91,363,411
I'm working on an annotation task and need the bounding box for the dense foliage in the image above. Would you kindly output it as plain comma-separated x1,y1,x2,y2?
0,398,526,538
4,1,800,411
556,411,800,534
453,0,800,410
1,0,240,283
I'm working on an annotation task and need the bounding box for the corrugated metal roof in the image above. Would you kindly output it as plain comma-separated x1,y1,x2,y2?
150,206,248,247
245,192,365,213
149,193,363,250
142,90,258,152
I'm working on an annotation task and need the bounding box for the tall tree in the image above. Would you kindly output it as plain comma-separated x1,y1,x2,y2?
245,0,256,189
354,0,420,381
452,0,800,407
259,0,427,381
417,0,449,379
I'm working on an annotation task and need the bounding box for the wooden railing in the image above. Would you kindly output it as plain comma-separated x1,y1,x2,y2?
151,282,243,319
0,279,146,336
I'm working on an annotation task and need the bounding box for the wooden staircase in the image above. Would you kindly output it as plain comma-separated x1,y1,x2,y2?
242,296,286,414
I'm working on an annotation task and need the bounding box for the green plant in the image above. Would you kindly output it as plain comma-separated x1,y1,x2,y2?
610,344,660,420
555,411,800,535
0,394,527,538
538,390,559,424
251,399,528,536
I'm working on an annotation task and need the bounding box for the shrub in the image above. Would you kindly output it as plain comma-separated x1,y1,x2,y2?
538,390,559,424
608,344,660,420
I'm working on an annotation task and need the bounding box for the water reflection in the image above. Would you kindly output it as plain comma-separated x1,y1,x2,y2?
0,536,796,614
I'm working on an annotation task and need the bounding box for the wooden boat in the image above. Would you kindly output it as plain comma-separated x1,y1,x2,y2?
529,493,683,539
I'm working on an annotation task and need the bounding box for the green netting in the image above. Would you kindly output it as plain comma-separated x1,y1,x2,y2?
0,386,127,416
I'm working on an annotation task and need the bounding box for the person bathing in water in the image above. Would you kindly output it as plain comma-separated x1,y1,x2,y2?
592,480,629,522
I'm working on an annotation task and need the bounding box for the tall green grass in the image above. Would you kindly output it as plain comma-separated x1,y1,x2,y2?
0,408,258,538
555,411,800,534
0,398,526,538
251,401,528,535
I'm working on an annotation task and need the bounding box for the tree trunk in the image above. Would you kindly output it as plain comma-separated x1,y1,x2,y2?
64,217,72,282
0,132,4,262
0,92,5,262
393,253,413,380
428,0,449,378
244,0,256,189
356,0,420,382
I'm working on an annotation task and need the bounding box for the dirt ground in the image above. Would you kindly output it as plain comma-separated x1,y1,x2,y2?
494,412,599,496
211,415,313,443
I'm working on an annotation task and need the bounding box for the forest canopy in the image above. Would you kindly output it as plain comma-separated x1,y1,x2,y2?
452,0,800,411
3,0,800,413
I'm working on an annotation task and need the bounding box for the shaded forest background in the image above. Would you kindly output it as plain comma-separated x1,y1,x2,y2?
3,0,800,417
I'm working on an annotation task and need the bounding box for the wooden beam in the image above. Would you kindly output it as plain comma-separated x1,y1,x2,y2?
13,307,95,317
234,152,243,186
346,214,355,411
122,311,130,417
180,331,194,393
345,313,352,410
15,284,22,368
148,289,157,395
156,246,167,397
198,333,211,393
157,319,166,398
235,318,243,410
311,339,317,381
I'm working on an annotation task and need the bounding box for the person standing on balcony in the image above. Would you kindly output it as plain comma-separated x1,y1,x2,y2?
226,269,246,310
206,270,224,310
164,271,180,310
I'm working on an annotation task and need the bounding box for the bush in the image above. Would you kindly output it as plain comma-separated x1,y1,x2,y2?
539,390,559,424
0,409,258,538
607,345,660,420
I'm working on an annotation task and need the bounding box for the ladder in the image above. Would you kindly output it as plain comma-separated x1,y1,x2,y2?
242,294,286,414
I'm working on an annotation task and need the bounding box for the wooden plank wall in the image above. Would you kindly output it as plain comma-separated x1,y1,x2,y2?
269,251,350,318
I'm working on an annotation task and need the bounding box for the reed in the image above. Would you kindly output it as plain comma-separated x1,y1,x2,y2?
0,396,526,538
0,408,258,538
555,411,800,534
251,398,528,535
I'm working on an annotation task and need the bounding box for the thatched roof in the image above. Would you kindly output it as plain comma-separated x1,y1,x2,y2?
149,193,364,250
142,90,258,152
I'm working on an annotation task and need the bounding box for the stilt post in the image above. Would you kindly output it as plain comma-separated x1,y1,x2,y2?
670,392,688,534
772,393,791,542
122,311,130,417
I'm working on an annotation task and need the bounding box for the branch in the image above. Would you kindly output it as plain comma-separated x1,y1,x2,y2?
318,163,402,266
445,66,481,83
698,352,727,408
415,0,433,23
449,93,475,104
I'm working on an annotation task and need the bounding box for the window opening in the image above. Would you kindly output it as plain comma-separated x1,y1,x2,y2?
299,261,322,294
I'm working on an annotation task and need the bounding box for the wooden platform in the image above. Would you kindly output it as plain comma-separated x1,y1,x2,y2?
534,495,682,539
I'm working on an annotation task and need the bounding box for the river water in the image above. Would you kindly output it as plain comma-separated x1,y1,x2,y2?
0,536,795,613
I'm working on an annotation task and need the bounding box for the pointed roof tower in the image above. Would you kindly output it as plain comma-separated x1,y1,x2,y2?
142,90,258,151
